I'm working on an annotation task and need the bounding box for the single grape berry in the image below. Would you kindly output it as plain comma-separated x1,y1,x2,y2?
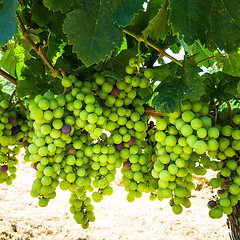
33,162,39,170
208,200,217,208
123,161,131,171
12,126,21,134
23,140,30,147
111,87,120,97
115,142,124,150
221,181,229,189
8,116,16,124
62,124,72,134
128,136,136,146
0,165,8,173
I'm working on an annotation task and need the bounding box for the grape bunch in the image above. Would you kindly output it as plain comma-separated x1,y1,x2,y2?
206,107,240,219
152,100,214,214
0,90,29,185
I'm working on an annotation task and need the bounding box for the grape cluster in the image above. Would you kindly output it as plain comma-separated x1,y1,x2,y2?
206,107,240,218
8,56,240,227
0,90,29,185
153,100,214,214
152,100,240,218
93,57,158,202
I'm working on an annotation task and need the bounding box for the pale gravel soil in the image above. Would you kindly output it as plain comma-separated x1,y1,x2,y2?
0,152,230,240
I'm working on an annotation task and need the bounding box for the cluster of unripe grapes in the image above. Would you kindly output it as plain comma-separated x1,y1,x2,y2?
2,56,240,227
153,99,240,218
0,90,29,185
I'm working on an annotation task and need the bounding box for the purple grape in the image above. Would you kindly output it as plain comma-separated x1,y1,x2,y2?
111,87,120,97
128,136,136,146
23,140,30,147
115,142,124,150
0,165,8,173
221,181,229,188
8,116,16,124
33,162,39,170
123,161,131,171
17,113,26,120
62,124,72,134
217,189,226,195
208,200,216,208
12,126,21,134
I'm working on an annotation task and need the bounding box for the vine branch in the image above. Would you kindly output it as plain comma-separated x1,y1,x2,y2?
226,101,233,126
0,69,18,85
123,29,183,67
197,53,226,65
17,15,61,79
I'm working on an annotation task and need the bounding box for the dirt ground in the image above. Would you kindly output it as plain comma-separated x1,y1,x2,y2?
0,152,230,240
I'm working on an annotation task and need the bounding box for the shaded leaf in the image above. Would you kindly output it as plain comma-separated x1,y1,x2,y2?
43,0,77,12
16,58,63,98
0,0,18,45
142,0,171,41
152,57,204,113
203,72,239,101
113,0,145,26
101,50,135,80
63,0,123,67
169,0,240,52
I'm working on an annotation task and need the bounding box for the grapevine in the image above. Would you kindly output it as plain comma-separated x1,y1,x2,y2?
1,0,240,238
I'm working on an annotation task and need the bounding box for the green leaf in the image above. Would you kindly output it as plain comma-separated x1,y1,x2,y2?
43,0,76,12
152,58,204,113
100,50,135,80
153,64,171,82
113,0,145,26
0,0,18,45
63,0,123,67
169,0,240,52
152,76,184,113
222,52,240,77
189,40,215,68
16,58,63,98
146,0,165,19
0,47,17,77
31,1,66,39
180,58,204,101
142,0,171,41
203,72,239,101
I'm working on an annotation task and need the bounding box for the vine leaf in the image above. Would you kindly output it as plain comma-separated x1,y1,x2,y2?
221,52,240,77
113,0,145,26
63,0,123,67
189,40,215,68
16,58,63,98
0,47,17,77
152,57,204,113
100,50,135,80
0,0,18,45
203,72,239,101
43,0,76,12
169,0,240,52
142,0,171,41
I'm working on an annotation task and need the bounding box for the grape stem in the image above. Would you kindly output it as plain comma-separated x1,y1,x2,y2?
17,14,61,79
18,99,26,115
0,69,18,85
123,29,183,67
226,101,234,126
9,89,17,103
144,107,166,116
196,53,225,65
